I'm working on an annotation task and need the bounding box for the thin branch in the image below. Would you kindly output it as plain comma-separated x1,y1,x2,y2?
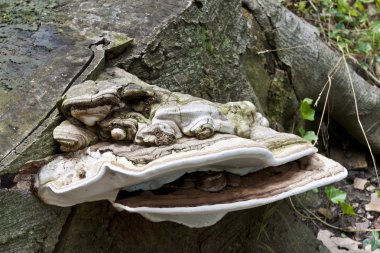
314,57,342,107
339,45,379,187
257,43,313,54
314,57,342,146
290,197,380,233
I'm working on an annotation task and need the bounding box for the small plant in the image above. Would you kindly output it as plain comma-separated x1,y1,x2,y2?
298,98,318,143
284,0,380,84
324,186,358,216
363,231,380,251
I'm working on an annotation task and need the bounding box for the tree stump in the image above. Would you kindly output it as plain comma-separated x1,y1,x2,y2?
0,0,345,252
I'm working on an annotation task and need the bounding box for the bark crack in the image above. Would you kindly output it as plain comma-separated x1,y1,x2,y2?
0,37,109,170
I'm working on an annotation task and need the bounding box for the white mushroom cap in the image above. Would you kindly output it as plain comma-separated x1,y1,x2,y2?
37,127,319,205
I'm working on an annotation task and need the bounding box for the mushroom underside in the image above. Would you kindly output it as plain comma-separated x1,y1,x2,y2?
113,153,346,227
115,154,345,208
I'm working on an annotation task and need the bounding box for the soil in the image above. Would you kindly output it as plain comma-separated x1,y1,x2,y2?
294,122,380,250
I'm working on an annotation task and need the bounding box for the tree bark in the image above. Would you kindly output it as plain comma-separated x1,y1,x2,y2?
2,0,372,251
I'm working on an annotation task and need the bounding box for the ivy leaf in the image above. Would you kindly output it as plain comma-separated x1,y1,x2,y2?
303,131,318,143
363,231,380,251
338,201,358,216
325,186,347,204
300,98,315,121
357,42,372,53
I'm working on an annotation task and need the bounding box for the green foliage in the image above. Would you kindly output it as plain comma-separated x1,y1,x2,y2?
300,98,315,121
338,201,358,216
284,0,380,79
324,186,358,216
298,126,318,142
298,98,318,143
363,231,380,251
325,186,347,203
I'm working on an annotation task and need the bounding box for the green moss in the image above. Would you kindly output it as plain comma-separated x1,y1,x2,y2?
0,0,67,25
197,26,216,56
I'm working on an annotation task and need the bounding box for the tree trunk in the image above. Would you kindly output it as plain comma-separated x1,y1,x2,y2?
3,0,371,252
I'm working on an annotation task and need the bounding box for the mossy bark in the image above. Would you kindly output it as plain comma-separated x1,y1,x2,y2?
0,0,332,252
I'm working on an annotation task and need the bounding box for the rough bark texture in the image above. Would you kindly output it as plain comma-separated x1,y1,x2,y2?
0,188,70,253
0,0,364,251
52,201,329,253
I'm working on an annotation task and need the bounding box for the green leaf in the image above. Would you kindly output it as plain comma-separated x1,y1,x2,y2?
325,186,347,204
312,188,319,193
354,1,365,13
297,1,307,11
300,98,315,121
357,42,373,53
303,131,318,142
348,9,359,17
339,201,358,216
376,190,380,198
363,231,380,251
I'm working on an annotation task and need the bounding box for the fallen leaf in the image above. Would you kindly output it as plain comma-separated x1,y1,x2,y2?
318,207,334,220
353,178,368,190
365,193,380,213
317,229,380,253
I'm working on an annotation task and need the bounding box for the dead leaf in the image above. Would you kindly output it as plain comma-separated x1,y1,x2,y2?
354,178,368,190
365,193,380,213
318,207,334,220
317,229,380,253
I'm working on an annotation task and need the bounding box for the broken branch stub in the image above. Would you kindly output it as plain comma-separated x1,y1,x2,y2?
35,68,347,227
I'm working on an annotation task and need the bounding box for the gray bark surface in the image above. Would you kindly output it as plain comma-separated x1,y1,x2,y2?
0,188,70,253
0,0,363,252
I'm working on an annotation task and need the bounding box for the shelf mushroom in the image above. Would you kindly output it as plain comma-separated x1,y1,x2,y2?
35,68,347,227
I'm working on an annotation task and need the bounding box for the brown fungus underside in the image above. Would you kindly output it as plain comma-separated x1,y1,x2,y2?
116,154,344,208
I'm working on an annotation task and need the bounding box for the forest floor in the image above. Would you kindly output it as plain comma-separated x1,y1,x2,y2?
292,125,380,252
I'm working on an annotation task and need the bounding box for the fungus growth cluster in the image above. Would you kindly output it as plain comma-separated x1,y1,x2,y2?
35,68,347,227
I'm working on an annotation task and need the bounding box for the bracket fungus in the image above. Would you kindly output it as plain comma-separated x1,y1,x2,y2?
35,68,347,228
